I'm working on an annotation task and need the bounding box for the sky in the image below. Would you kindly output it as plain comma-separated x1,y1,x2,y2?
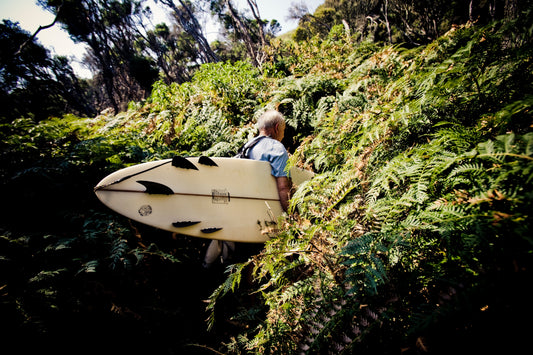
0,0,324,78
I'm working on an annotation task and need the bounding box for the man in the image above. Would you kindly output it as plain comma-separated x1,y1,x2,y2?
203,110,291,268
245,110,291,212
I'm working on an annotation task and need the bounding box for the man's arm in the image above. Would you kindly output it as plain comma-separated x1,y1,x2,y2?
276,176,291,212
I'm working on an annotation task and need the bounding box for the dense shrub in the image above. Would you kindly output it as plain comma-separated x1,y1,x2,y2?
1,17,532,354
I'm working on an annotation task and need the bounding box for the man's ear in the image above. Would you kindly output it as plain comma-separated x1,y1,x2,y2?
274,122,281,134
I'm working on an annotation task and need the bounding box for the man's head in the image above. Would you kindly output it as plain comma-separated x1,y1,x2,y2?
256,110,286,142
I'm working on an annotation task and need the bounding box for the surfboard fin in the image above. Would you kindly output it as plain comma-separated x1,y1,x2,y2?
201,227,223,234
172,156,198,170
198,156,218,167
137,180,174,195
172,221,201,228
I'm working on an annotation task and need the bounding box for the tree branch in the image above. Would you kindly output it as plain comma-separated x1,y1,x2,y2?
158,0,218,63
15,2,64,56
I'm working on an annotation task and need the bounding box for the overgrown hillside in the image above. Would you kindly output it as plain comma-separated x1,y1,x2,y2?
1,16,532,354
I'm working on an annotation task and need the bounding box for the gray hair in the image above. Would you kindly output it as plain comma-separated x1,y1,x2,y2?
256,110,285,131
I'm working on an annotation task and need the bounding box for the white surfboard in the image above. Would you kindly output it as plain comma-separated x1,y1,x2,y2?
94,156,313,243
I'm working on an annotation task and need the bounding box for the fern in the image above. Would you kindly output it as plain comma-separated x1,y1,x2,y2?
2,15,532,354
341,233,389,296
28,268,68,284
325,169,363,215
277,278,314,308
206,261,250,331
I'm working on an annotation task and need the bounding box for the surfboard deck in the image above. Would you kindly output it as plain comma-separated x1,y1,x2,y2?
94,157,313,243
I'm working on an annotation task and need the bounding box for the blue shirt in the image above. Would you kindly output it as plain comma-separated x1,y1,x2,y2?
247,136,289,177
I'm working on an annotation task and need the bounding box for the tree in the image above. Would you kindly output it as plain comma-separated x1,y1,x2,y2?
140,22,199,84
291,2,336,41
224,0,260,65
246,0,267,51
209,0,281,66
157,0,219,63
292,0,532,45
0,20,94,121
40,0,159,113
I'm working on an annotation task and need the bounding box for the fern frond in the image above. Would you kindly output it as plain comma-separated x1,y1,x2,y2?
447,162,485,180
341,233,388,296
28,268,68,284
278,278,314,306
109,238,129,270
326,169,362,214
77,260,99,274
206,260,251,331
256,256,307,296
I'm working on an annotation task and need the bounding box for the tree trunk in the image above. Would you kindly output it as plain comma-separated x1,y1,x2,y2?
382,0,392,43
504,0,518,21
159,0,218,63
225,0,259,66
88,34,119,113
246,0,267,64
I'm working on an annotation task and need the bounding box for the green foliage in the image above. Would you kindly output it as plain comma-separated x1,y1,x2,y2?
1,14,532,355
0,20,94,121
294,0,533,45
191,61,265,125
206,19,533,354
